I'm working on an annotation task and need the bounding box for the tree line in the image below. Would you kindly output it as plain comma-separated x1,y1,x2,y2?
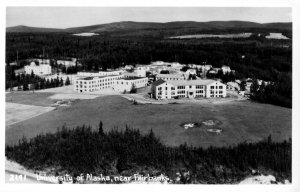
5,122,291,184
250,73,292,108
6,69,71,91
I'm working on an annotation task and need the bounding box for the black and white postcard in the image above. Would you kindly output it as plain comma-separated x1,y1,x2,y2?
1,1,299,192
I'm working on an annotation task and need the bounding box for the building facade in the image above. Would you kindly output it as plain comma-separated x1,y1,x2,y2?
24,62,52,76
152,79,226,99
74,74,124,93
57,58,77,67
114,77,148,93
74,70,149,93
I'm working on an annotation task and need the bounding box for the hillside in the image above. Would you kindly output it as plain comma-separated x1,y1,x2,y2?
6,25,62,33
6,21,292,34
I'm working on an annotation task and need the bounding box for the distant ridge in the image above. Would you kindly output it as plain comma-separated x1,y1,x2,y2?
6,25,62,33
6,21,292,33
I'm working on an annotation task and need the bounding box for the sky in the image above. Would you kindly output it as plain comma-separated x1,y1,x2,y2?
6,7,292,28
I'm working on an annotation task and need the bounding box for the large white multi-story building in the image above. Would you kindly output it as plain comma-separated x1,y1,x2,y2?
74,74,124,93
114,77,148,93
74,70,148,93
151,79,226,99
24,62,52,76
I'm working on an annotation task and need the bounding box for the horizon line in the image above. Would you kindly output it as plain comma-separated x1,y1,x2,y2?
6,20,293,29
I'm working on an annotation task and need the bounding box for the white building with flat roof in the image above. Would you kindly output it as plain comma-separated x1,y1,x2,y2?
114,77,148,93
74,74,124,93
24,62,52,76
57,58,77,67
151,79,226,99
74,70,149,93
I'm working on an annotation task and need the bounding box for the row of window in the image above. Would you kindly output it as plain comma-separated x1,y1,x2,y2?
75,86,110,92
159,85,213,90
158,77,183,81
76,83,112,89
210,85,224,89
116,80,147,85
76,78,120,84
210,90,223,94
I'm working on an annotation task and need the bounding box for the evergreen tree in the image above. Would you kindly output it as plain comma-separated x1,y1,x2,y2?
65,77,71,85
130,84,137,94
23,82,29,91
240,81,246,91
60,77,64,87
98,121,104,136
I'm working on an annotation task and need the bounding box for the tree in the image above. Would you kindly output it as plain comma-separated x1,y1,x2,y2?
240,81,246,91
98,121,104,136
188,74,197,80
130,84,137,94
23,82,29,91
250,79,259,94
180,65,189,72
45,79,51,88
40,79,45,89
60,77,64,87
65,77,71,85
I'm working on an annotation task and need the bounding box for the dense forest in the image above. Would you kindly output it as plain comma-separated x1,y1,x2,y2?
250,74,292,108
5,69,71,91
6,123,291,184
5,31,292,107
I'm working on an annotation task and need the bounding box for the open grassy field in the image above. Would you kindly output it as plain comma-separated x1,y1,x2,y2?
5,92,55,107
6,103,55,126
5,95,291,148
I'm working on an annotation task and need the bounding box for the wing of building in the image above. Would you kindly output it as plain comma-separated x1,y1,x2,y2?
24,62,52,76
151,79,226,99
74,70,148,93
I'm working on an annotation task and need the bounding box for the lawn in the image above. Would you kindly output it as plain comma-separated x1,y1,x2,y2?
6,103,54,126
5,92,55,107
5,95,292,148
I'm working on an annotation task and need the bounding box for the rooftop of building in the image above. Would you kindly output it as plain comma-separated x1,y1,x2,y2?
156,73,186,78
167,79,218,86
119,76,147,80
152,79,166,86
153,79,222,87
77,74,121,80
78,69,122,73
78,77,94,80
78,71,99,73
